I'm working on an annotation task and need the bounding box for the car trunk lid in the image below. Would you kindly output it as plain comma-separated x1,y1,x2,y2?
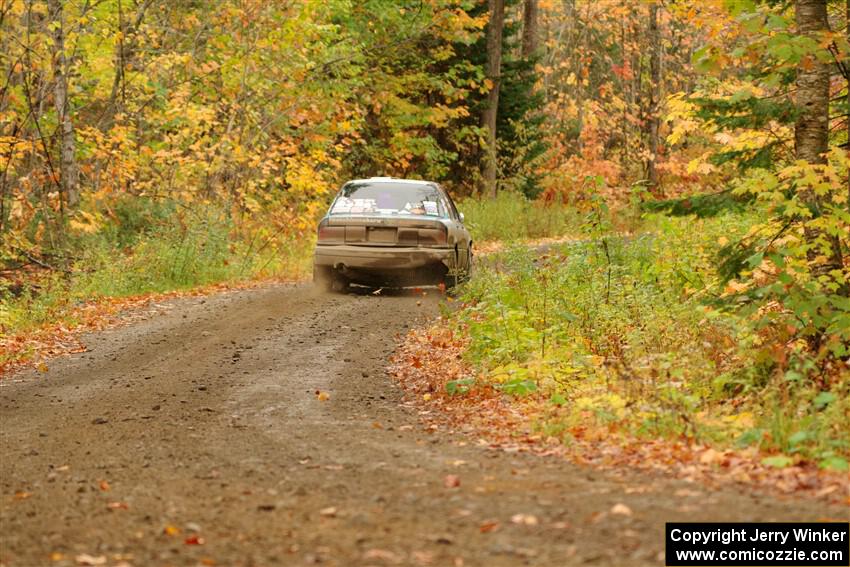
324,216,446,246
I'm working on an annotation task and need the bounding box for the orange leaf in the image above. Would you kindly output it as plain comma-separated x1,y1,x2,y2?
479,520,500,533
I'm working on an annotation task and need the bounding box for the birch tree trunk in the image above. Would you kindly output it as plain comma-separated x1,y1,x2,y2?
480,0,505,199
48,0,79,210
794,0,843,283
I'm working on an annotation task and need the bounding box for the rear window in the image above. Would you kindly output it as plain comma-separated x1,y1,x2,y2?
329,182,448,217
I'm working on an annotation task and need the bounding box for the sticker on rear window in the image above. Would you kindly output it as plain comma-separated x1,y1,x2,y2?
332,198,377,214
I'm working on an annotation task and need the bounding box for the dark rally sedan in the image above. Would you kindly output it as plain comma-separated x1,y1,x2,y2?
313,177,472,292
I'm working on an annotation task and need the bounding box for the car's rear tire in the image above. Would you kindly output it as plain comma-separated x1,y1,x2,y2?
461,244,473,283
443,245,472,291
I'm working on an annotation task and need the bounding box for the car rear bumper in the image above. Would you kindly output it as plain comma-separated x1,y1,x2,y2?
314,244,453,271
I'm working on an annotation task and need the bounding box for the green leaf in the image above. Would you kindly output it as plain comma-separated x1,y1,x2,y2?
736,428,764,448
446,378,475,396
724,0,756,17
761,455,793,468
818,456,849,472
813,391,837,410
497,378,537,397
550,392,567,406
745,252,763,268
766,14,788,31
787,430,809,446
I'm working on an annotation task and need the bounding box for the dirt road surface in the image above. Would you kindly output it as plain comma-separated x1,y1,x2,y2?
1,284,844,566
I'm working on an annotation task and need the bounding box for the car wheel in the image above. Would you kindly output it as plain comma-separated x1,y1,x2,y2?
443,246,467,290
460,244,473,283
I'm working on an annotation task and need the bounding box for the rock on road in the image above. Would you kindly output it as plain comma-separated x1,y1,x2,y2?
0,284,842,566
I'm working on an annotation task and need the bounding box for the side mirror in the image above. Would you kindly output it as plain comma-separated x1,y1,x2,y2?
459,212,465,223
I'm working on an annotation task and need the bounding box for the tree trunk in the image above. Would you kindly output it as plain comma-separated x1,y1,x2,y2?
480,0,505,199
795,0,829,165
645,1,661,193
521,0,538,58
794,0,843,286
48,0,79,210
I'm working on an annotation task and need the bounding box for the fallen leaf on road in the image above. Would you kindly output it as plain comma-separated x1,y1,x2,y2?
98,480,110,491
814,485,839,498
49,552,64,561
510,513,539,526
700,448,722,465
479,520,500,533
185,535,205,545
316,391,330,402
75,554,106,566
163,524,181,536
443,474,460,488
364,549,400,563
610,503,633,516
372,421,383,429
14,491,32,500
412,550,435,565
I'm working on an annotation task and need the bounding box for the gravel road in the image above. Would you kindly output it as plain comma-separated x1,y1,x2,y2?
0,284,843,566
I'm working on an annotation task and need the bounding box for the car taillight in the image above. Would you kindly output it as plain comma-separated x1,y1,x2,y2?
418,226,447,245
317,222,344,243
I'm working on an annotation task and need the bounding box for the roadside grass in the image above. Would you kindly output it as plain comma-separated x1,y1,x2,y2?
445,210,849,471
457,192,582,243
1,201,314,370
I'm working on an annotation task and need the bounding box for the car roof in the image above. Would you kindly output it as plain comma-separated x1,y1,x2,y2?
346,177,439,187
